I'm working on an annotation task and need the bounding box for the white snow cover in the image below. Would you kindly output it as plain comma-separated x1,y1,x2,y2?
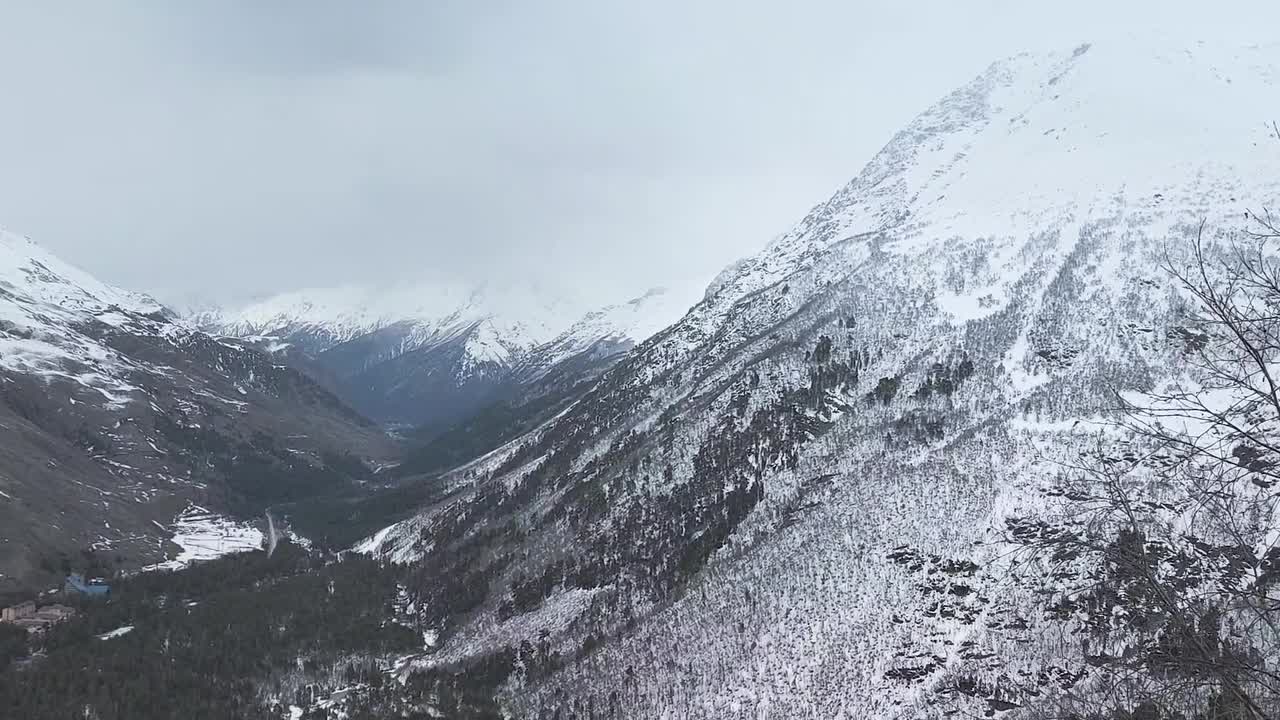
0,229,160,317
350,40,1280,719
650,39,1280,380
203,280,592,353
0,228,170,406
97,626,134,640
201,275,703,380
520,285,705,374
351,523,398,557
574,286,706,348
143,505,264,571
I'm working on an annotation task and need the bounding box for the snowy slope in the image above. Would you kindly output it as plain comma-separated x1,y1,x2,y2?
517,285,704,379
0,228,168,406
0,229,395,590
0,230,161,316
663,40,1280,379
141,505,265,572
352,41,1280,718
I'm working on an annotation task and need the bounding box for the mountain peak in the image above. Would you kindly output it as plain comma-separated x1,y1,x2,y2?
703,41,1280,321
0,227,163,319
349,41,1280,719
0,226,172,406
203,279,593,354
196,277,700,428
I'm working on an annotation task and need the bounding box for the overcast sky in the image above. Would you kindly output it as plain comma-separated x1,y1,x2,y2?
0,1,1274,309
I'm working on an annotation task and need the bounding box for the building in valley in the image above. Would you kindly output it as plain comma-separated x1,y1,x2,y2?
2,600,75,634
1,601,35,623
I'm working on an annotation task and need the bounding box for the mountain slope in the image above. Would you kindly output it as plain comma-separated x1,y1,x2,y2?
0,230,397,591
388,287,694,477
353,41,1280,717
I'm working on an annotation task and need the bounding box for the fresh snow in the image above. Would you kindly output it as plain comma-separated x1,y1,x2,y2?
97,626,134,640
526,286,704,373
143,506,264,571
0,228,175,406
200,280,592,354
356,40,1280,719
200,276,705,378
352,523,398,557
0,230,160,316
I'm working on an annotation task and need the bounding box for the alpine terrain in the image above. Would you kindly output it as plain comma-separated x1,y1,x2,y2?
3,37,1280,720
0,229,395,591
341,41,1280,718
196,283,695,442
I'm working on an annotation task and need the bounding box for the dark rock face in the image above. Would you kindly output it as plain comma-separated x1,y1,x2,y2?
315,325,512,433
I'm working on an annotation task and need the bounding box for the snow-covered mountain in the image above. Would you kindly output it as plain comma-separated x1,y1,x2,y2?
515,286,699,379
0,229,167,401
196,281,586,360
347,40,1280,717
0,229,396,591
199,281,699,432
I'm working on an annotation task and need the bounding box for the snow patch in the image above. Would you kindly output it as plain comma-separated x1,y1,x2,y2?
352,523,398,556
97,625,134,640
143,506,264,571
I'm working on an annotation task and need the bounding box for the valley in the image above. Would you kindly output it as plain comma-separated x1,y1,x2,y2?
2,32,1280,720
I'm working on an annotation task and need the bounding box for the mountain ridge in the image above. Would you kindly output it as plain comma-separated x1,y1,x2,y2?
195,280,702,431
4,37,1279,719
347,40,1280,718
0,228,397,591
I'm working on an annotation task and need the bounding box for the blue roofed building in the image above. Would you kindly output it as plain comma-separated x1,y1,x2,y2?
65,573,110,597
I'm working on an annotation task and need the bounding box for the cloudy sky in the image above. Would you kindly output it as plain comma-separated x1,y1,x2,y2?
0,1,1273,309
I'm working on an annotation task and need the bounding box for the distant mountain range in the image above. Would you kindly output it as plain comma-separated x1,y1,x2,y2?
5,37,1279,720
192,281,700,435
0,225,702,591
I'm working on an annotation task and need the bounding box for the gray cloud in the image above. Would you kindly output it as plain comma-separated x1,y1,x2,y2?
0,1,1273,309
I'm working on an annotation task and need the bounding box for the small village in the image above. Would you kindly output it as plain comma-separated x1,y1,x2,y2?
0,574,111,635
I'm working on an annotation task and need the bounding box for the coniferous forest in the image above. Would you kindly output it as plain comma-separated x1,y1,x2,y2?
0,544,505,719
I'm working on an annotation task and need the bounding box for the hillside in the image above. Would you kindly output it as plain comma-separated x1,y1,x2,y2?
350,41,1280,717
0,230,396,591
